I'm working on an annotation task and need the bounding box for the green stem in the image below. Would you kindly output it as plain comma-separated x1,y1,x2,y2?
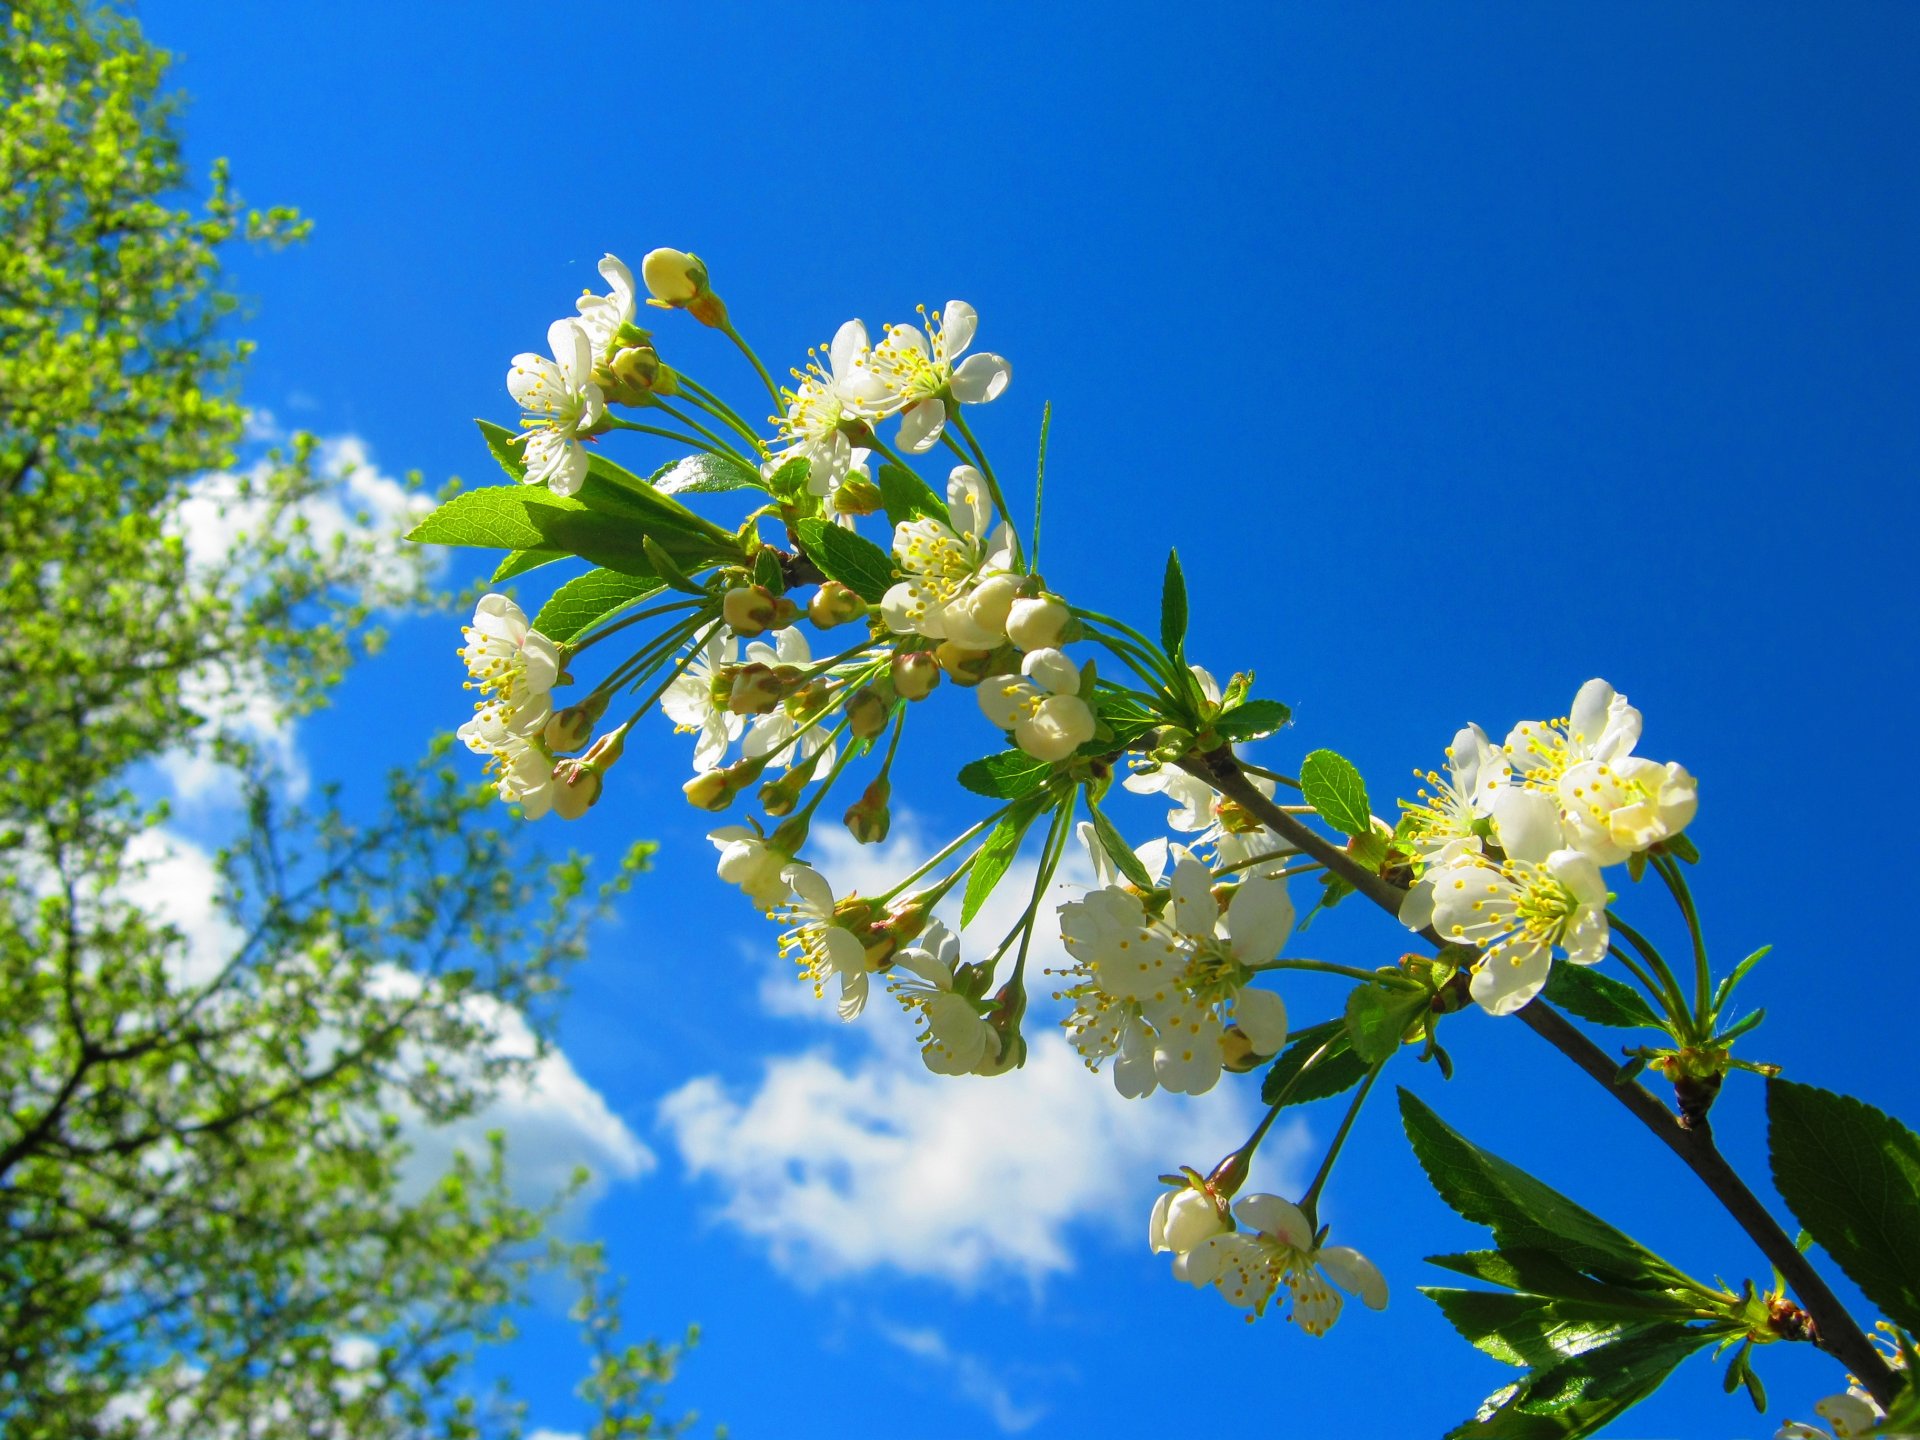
998,799,1075,983
721,321,782,405
1031,400,1052,575
604,416,733,462
1239,761,1304,792
876,810,1008,903
1607,912,1695,1038
651,397,751,464
566,598,706,656
1652,853,1713,1034
677,378,770,456
1299,1065,1382,1217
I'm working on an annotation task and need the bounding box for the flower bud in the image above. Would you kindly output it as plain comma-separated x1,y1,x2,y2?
769,595,800,628
842,776,891,844
544,692,608,754
641,248,728,329
1006,594,1071,652
723,585,778,637
808,581,868,629
596,342,681,406
727,663,784,715
1220,1027,1260,1072
759,771,805,818
890,651,941,702
1157,1187,1233,1254
553,762,604,820
832,475,883,516
934,640,996,687
682,770,732,811
845,687,891,740
948,573,1020,647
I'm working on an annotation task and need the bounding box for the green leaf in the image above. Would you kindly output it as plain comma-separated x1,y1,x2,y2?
765,456,811,497
1769,1079,1920,1335
795,518,895,604
957,751,1053,801
1425,1251,1701,1317
650,453,764,495
1086,799,1153,890
1400,1090,1683,1287
1712,944,1771,1013
408,486,576,550
1508,1325,1707,1417
1660,832,1700,864
491,547,568,582
1212,698,1292,742
1260,1019,1370,1107
1541,965,1664,1032
1160,548,1188,661
1344,981,1425,1065
751,546,785,593
876,461,951,529
962,802,1041,927
532,568,665,645
1300,748,1372,838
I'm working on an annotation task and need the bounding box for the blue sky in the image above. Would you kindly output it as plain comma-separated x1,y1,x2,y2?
140,3,1917,1436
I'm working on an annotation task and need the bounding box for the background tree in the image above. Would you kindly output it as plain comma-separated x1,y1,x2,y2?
0,5,694,1436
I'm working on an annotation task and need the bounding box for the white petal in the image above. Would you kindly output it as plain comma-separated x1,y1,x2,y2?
1318,1246,1389,1310
941,300,978,355
1169,855,1218,939
897,398,946,454
1234,1193,1312,1249
829,318,870,379
1225,875,1295,962
1233,986,1289,1054
1491,785,1566,865
951,352,1011,405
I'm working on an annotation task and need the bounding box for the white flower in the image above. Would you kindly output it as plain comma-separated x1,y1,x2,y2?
880,466,1017,641
1055,853,1292,1097
457,593,560,745
977,647,1096,762
1149,1186,1232,1266
869,301,1012,453
487,733,559,820
1557,756,1698,866
1126,751,1292,879
1776,1387,1886,1440
1076,819,1170,891
572,253,636,358
1006,593,1070,651
1502,678,1642,792
770,320,893,494
1183,1193,1387,1333
740,628,837,772
661,626,744,772
776,863,871,1019
889,922,1000,1073
1396,723,1507,929
508,319,607,496
1429,788,1610,1016
708,826,794,913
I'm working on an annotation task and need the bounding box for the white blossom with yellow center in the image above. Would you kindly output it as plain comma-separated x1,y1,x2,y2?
571,252,636,358
1557,755,1698,866
507,318,606,496
775,863,872,1020
770,320,893,494
880,465,1016,641
457,593,560,746
1501,678,1641,792
1182,1193,1388,1334
888,922,1000,1074
869,301,1011,453
977,647,1097,763
660,625,744,772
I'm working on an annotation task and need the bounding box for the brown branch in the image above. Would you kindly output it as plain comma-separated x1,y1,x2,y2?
1175,745,1901,1408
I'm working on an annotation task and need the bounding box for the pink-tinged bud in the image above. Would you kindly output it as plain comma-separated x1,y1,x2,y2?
845,687,892,740
933,640,996,687
842,776,891,844
808,581,868,629
723,585,778,637
727,663,783,715
1006,594,1071,652
890,651,941,701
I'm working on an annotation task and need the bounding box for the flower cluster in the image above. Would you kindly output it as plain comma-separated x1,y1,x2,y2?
1398,679,1698,1015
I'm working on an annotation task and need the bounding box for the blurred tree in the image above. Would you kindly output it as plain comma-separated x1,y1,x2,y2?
0,5,693,1437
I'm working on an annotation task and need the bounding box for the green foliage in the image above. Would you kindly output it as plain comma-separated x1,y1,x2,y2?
534,568,667,645
795,517,896,603
957,750,1053,800
1344,981,1426,1065
1085,797,1155,889
877,460,951,529
1160,548,1188,662
1300,748,1373,838
0,6,697,1436
1541,964,1664,1032
1260,1019,1371,1108
650,451,763,495
1769,1080,1920,1336
1212,698,1292,742
962,798,1044,926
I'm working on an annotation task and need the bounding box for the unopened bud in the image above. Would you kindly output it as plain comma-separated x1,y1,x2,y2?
544,692,608,754
682,770,732,811
832,475,883,515
553,762,604,820
846,687,891,740
596,342,679,406
1006,594,1071,652
759,771,805,818
641,248,727,329
934,640,996,687
842,776,891,844
727,663,784,715
723,584,779,637
808,581,867,629
890,651,941,701
1204,1145,1253,1200
1220,1027,1260,1072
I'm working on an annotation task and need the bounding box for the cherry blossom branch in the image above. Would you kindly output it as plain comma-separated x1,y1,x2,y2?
1173,746,1900,1407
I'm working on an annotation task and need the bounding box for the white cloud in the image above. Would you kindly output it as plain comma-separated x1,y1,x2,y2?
526,1431,584,1440
879,1322,1046,1433
659,817,1306,1287
120,828,244,988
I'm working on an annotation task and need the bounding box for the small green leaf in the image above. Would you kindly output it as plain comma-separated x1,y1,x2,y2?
408,486,577,550
1344,981,1425,1065
492,547,568,582
1541,965,1664,1032
795,518,895,604
765,456,811,497
1660,832,1700,864
1160,548,1188,662
1400,1090,1684,1287
1212,698,1292,742
1300,748,1373,838
1424,1251,1699,1317
877,462,951,529
957,751,1053,800
642,537,703,595
1769,1079,1920,1335
533,568,665,644
751,546,785,593
962,801,1042,927
1260,1019,1370,1107
1715,1007,1766,1044
1086,799,1153,890
651,452,764,495
1712,944,1771,1013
